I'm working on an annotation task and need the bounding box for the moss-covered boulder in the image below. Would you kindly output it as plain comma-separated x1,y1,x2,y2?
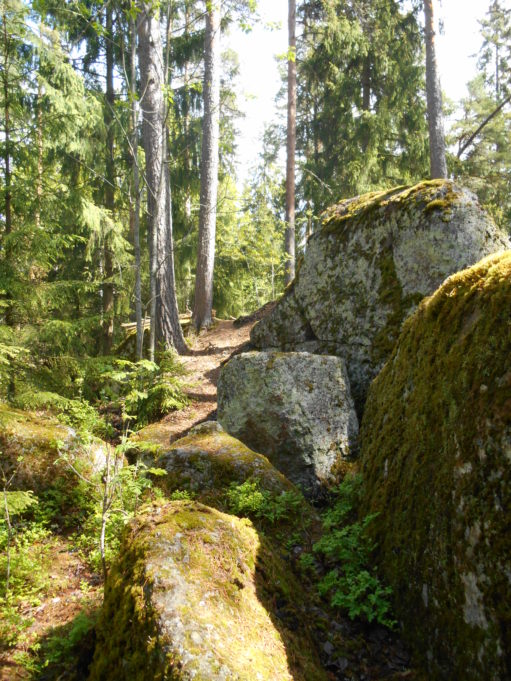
89,500,328,681
217,352,358,496
0,403,105,493
251,181,510,410
360,252,511,680
154,421,297,499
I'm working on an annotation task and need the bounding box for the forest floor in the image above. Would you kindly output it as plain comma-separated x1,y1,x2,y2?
132,318,254,448
1,318,418,681
0,319,254,681
0,538,101,680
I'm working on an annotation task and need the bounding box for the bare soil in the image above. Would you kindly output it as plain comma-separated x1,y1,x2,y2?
133,319,254,448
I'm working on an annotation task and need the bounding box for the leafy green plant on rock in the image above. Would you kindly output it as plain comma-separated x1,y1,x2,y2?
12,390,109,438
312,474,395,628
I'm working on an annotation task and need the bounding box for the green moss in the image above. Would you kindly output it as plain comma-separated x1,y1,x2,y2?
321,180,462,234
360,251,511,680
371,254,424,368
138,428,320,549
89,500,328,681
0,402,77,493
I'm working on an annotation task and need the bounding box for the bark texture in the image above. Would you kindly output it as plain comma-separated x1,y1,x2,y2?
137,2,186,356
130,16,143,360
103,5,115,354
424,0,448,179
285,0,297,286
192,1,221,330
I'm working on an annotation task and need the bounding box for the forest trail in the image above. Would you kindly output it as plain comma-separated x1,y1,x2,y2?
133,319,254,448
0,320,254,681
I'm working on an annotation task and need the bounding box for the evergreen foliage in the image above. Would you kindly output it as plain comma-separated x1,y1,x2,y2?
452,0,511,228
296,0,429,234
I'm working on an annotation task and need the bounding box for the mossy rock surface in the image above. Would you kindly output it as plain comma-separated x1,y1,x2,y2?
148,422,319,543
360,252,511,680
251,180,510,411
155,422,297,498
0,402,105,493
217,352,358,496
89,500,328,681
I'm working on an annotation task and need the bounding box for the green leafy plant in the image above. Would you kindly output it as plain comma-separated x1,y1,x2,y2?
225,479,304,525
0,492,53,647
82,352,189,428
313,474,395,628
169,489,195,501
62,443,167,578
15,609,97,678
12,389,108,438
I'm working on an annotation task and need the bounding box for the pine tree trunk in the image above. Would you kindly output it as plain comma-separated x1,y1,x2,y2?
192,0,221,331
138,2,166,361
157,136,188,353
36,76,43,230
285,0,296,286
424,0,448,179
130,16,143,361
361,55,371,152
2,10,12,239
138,1,186,356
184,1,192,222
103,6,115,354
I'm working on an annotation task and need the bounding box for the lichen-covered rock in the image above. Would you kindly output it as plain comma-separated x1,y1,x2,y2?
89,500,328,681
360,252,511,680
251,181,510,410
217,352,358,495
155,421,300,502
139,422,320,555
0,403,103,493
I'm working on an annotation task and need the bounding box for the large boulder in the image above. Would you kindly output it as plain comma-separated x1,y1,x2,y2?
251,180,510,410
217,352,358,495
154,421,300,501
89,500,328,681
360,252,511,680
0,403,107,494
139,422,320,549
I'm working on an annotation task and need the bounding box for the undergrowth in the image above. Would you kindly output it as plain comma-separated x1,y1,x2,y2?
304,474,395,628
225,479,305,526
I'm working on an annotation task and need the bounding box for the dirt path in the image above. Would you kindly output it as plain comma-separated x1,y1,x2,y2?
0,319,253,680
132,319,254,449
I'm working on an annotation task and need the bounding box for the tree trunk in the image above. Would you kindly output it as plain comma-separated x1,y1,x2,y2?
192,0,221,331
130,15,143,360
138,2,165,361
158,135,188,353
285,0,296,286
102,6,115,353
2,10,12,238
361,54,371,152
138,1,186,355
184,0,192,222
36,76,43,230
424,0,447,179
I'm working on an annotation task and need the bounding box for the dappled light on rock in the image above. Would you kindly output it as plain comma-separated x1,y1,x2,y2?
89,500,327,681
251,180,510,411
